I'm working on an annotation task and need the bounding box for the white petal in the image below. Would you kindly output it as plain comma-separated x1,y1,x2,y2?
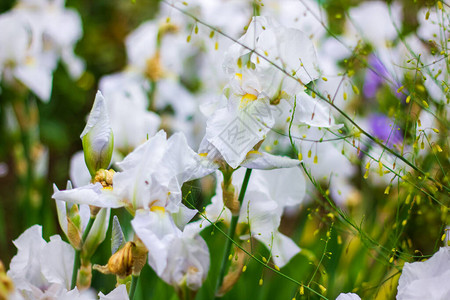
336,293,361,300
60,287,97,300
254,231,301,268
98,284,129,300
162,132,216,183
206,99,274,169
52,183,122,208
171,203,198,230
252,167,305,207
14,65,53,102
295,93,338,128
40,235,74,289
80,91,112,142
115,130,167,171
132,210,181,276
125,21,158,70
7,225,48,289
62,48,85,79
69,151,91,188
161,231,210,290
53,184,68,236
397,247,450,300
241,151,300,169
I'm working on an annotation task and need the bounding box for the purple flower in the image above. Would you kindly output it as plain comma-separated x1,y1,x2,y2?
363,54,405,100
368,114,403,148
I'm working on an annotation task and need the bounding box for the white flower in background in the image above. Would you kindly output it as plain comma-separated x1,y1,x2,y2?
0,12,53,101
99,73,161,154
0,0,84,101
417,6,450,47
113,12,201,146
154,79,199,146
415,109,446,157
261,0,327,44
410,9,450,105
314,37,355,111
14,0,85,79
345,1,402,49
345,2,406,105
198,167,305,267
125,17,193,79
336,293,361,300
132,211,209,291
396,247,450,300
7,225,96,300
286,126,358,206
194,0,252,94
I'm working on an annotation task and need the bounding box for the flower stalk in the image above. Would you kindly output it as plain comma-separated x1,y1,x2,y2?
214,168,252,298
129,275,139,300
71,215,96,289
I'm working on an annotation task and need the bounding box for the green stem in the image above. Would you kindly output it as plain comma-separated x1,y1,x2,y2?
71,216,96,289
214,168,252,299
129,275,139,300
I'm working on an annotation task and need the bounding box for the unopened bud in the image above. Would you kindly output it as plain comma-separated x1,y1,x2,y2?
81,91,114,177
83,208,111,259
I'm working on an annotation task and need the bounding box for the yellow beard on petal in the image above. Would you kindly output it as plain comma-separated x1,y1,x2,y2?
240,93,258,108
150,205,166,213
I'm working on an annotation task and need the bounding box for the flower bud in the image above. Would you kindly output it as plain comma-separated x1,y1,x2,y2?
81,91,114,177
82,208,111,260
53,181,87,249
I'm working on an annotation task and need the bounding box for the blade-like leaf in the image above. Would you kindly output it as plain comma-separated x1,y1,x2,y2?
111,215,126,255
